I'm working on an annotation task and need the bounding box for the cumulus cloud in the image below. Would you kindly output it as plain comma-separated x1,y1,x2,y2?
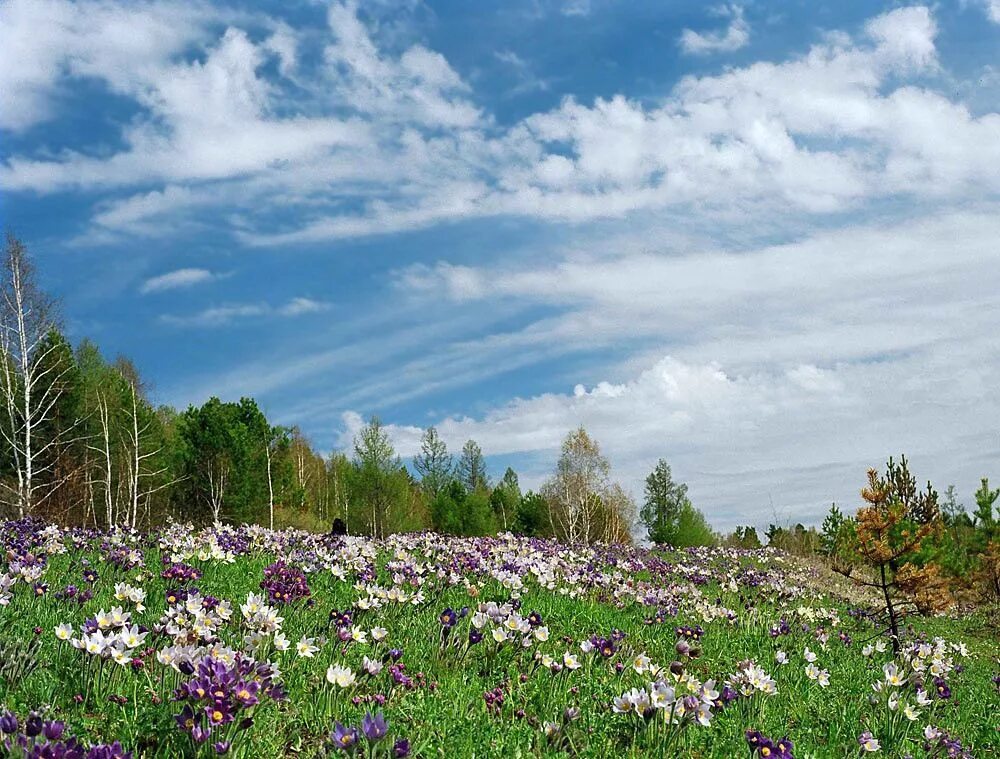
141,268,216,293
351,208,1000,530
679,5,750,56
5,4,1000,245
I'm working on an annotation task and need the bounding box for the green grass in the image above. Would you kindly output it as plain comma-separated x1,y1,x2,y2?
0,529,997,758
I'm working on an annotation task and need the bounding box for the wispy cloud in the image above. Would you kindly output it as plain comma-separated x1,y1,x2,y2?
161,297,330,327
679,5,750,55
141,268,217,294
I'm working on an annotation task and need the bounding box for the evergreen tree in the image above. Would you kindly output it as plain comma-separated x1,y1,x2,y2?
413,426,453,496
640,458,689,545
350,416,409,538
456,439,489,492
489,466,520,531
973,477,998,532
514,491,549,537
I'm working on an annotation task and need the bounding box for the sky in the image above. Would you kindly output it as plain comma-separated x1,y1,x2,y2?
2,0,999,533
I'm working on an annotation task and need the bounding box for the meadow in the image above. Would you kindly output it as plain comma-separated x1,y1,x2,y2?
0,518,997,758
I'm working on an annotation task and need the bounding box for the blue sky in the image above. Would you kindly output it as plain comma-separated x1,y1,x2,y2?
3,0,1000,531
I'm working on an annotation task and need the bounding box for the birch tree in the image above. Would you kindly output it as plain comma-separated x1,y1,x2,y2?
0,234,79,517
542,427,634,545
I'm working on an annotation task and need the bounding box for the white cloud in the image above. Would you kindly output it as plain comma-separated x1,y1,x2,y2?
6,4,1000,246
141,268,216,294
0,0,218,131
679,5,750,56
981,0,1000,24
162,297,330,327
561,0,591,18
357,208,1000,530
279,297,329,316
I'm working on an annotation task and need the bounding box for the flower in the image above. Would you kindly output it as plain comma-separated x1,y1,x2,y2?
858,732,881,752
296,637,318,658
360,711,388,743
0,712,18,734
327,664,357,688
331,722,359,752
932,676,951,699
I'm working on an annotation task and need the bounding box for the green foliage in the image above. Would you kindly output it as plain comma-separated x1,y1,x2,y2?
767,523,822,556
413,426,453,497
349,417,412,538
456,439,489,492
176,397,272,524
972,477,998,534
640,458,690,545
672,500,716,547
430,480,496,536
514,491,549,536
729,525,762,549
489,467,520,532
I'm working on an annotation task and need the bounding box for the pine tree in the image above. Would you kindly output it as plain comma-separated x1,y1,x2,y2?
456,439,489,492
640,459,689,545
413,426,453,496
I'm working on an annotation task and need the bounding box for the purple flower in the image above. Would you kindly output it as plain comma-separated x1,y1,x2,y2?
42,720,66,740
331,722,359,753
25,712,43,737
392,738,411,758
191,725,212,744
361,711,388,743
85,742,133,759
0,712,18,734
933,677,952,700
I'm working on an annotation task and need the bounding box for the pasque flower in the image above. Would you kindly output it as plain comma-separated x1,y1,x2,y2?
360,711,388,743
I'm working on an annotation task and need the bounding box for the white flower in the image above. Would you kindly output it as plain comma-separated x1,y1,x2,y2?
883,662,906,687
563,652,581,670
775,651,788,665
650,681,675,709
902,703,919,721
370,626,388,642
296,636,318,658
803,647,817,663
54,623,73,641
632,653,651,674
326,664,356,688
362,656,383,676
273,632,290,651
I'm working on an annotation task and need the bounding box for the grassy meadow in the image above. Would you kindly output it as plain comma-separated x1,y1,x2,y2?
0,519,997,758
